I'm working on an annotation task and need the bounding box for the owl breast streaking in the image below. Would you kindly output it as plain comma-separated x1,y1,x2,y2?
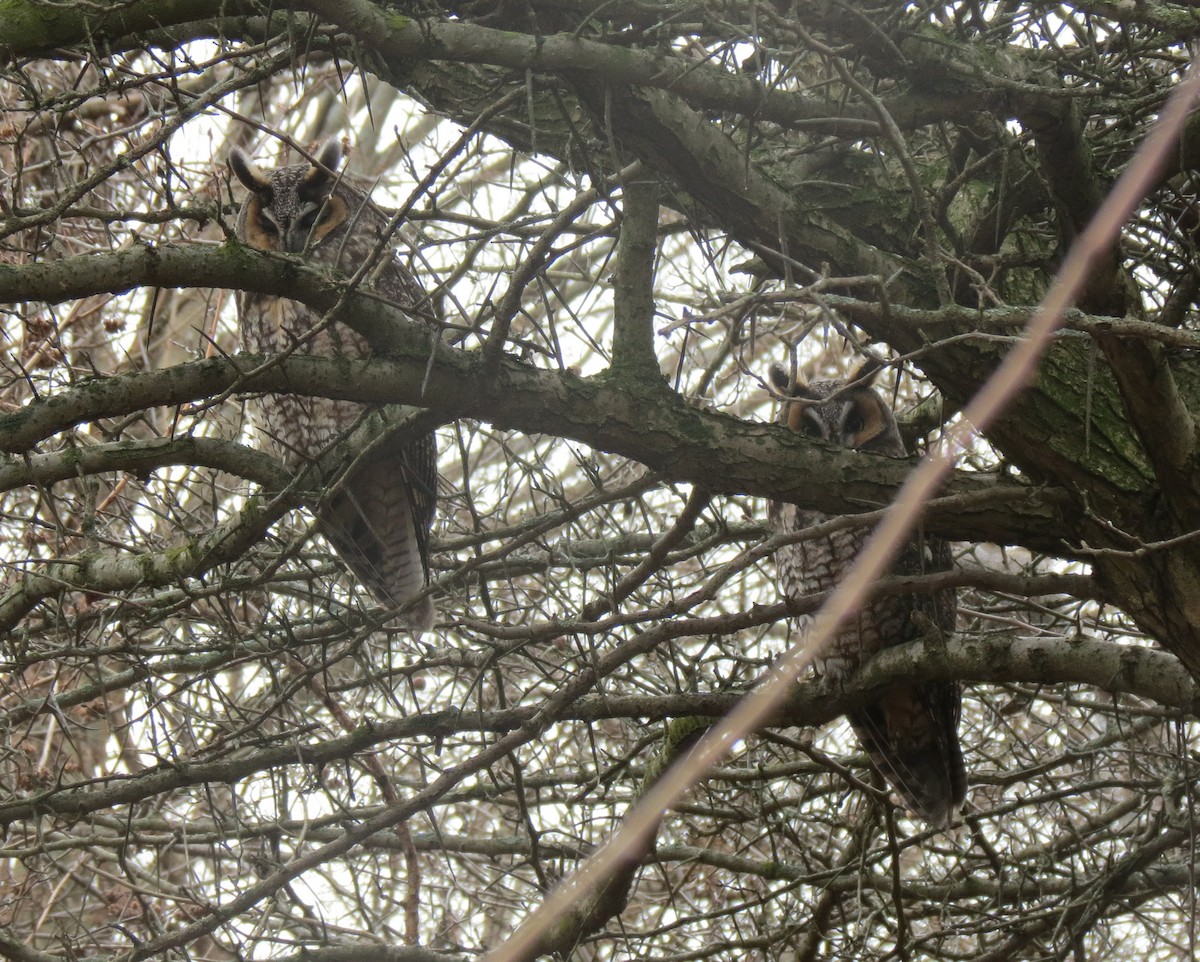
229,139,437,634
768,358,964,827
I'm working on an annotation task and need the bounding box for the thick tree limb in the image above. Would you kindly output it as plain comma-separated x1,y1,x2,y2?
0,350,1072,553
0,436,287,493
0,243,1075,551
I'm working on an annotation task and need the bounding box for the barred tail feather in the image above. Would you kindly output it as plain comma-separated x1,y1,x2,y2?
320,449,436,637
849,681,965,828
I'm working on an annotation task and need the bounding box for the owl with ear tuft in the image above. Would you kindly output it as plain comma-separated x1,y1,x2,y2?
229,138,438,635
768,357,965,827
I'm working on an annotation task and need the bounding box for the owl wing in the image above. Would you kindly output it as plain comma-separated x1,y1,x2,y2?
851,534,965,827
400,429,439,568
319,430,438,635
369,221,444,327
848,678,965,828
319,237,440,634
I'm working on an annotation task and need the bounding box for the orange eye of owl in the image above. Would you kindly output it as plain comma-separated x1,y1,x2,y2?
844,411,865,435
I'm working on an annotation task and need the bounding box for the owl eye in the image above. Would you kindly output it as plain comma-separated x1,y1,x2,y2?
297,193,340,233
800,414,824,439
844,410,865,435
257,210,280,235
295,201,331,235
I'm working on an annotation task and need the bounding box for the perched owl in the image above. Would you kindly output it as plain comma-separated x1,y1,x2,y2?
768,358,965,827
229,139,437,634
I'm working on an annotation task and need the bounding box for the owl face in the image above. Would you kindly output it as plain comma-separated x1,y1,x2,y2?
229,139,351,255
769,359,906,457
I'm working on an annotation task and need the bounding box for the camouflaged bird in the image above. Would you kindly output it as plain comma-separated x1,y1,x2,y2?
230,138,437,634
768,358,965,827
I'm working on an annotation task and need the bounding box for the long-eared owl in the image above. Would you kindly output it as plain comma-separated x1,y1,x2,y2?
768,358,965,827
229,139,437,634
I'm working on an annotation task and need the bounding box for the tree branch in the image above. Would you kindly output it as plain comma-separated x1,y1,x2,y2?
0,436,287,494
2,631,1191,830
0,244,1076,551
610,172,661,376
0,351,1073,554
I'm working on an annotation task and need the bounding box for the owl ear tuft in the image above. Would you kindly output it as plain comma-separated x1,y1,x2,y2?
768,363,793,394
228,147,269,192
770,363,821,401
316,138,344,171
848,352,887,387
305,139,344,187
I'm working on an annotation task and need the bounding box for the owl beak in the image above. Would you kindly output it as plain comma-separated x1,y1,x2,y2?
283,223,309,254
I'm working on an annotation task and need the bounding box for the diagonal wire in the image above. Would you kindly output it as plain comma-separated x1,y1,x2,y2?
482,55,1200,962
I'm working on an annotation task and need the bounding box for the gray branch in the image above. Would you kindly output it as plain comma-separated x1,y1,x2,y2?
0,243,1074,553
3,631,1190,830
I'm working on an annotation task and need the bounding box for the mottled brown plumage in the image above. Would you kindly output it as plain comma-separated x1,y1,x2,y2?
768,359,964,827
230,139,437,634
